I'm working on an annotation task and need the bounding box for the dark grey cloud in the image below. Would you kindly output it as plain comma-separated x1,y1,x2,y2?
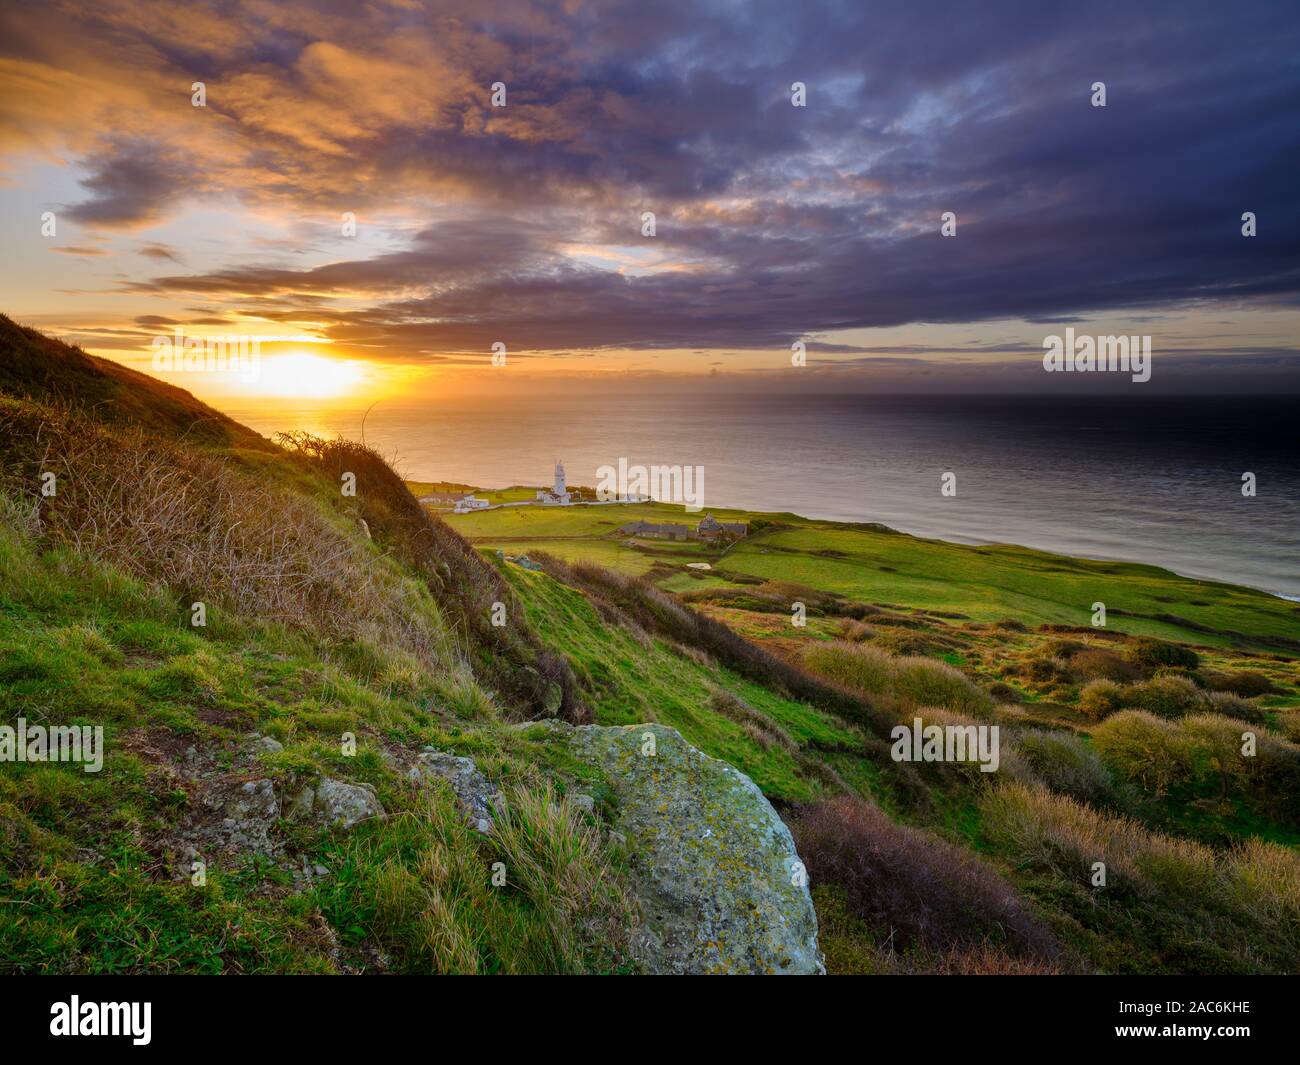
9,0,1299,373
62,141,193,229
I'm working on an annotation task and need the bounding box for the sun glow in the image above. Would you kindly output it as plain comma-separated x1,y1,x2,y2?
249,353,366,399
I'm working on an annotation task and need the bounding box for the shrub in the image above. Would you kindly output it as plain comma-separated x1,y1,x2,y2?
1229,838,1300,931
1021,656,1071,685
870,627,942,656
981,781,1300,974
981,781,1215,891
1120,675,1203,719
988,681,1021,703
1042,638,1086,659
1126,638,1200,672
1090,712,1197,796
1201,690,1266,726
837,619,874,642
1069,648,1138,682
1203,670,1279,698
1275,712,1300,744
802,641,893,695
789,796,1059,962
1013,729,1118,807
1179,714,1300,818
893,656,995,718
1078,679,1125,719
1094,711,1300,821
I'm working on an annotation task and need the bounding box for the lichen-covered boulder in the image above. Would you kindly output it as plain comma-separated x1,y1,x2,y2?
287,777,384,828
524,720,823,974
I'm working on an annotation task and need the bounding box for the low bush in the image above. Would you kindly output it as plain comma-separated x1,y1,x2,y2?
1078,679,1125,719
1013,729,1118,807
1069,648,1139,682
1121,675,1203,718
1126,638,1200,672
1092,711,1300,821
801,642,995,719
1089,711,1198,796
892,656,995,718
790,796,1059,962
1202,670,1279,698
1201,690,1266,725
803,641,893,695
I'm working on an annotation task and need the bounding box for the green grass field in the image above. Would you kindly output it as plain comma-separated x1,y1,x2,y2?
435,491,1300,652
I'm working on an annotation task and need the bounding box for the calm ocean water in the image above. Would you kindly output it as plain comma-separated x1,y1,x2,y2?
226,395,1300,599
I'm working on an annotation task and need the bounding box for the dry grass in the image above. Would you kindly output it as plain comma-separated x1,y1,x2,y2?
277,432,589,723
0,399,459,671
707,688,797,751
981,780,1217,890
1013,728,1119,807
357,784,635,974
979,779,1300,972
803,640,893,695
801,639,994,718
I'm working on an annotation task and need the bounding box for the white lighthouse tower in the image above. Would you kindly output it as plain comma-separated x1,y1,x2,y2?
536,459,572,505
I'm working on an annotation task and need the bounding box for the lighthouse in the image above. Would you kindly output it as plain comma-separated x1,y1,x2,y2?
536,459,572,505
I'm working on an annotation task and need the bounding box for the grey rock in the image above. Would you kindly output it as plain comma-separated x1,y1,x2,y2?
195,778,281,855
521,720,823,975
571,793,596,814
287,778,384,828
223,778,280,821
409,751,503,833
245,733,284,754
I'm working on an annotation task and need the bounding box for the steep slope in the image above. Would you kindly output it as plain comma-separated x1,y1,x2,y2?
0,324,826,974
0,315,268,449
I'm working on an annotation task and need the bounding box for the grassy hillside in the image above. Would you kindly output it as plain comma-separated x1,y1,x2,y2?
0,330,633,973
2,323,1296,975
497,560,874,803
435,485,1300,973
0,315,268,449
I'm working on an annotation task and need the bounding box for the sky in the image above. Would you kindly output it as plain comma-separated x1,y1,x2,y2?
2,0,1299,404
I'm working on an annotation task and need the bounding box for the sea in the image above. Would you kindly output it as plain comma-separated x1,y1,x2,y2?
225,394,1300,600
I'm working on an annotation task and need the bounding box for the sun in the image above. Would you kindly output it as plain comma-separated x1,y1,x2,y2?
249,353,366,400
